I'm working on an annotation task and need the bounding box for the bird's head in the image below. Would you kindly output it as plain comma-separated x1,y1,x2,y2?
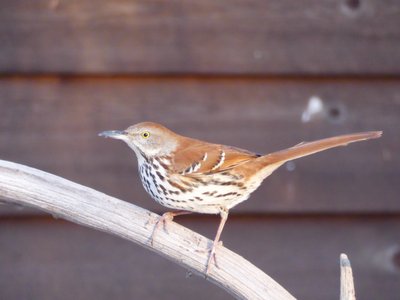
99,122,178,158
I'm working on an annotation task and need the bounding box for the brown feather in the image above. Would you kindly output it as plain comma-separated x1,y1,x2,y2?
172,138,258,174
231,131,382,181
261,131,382,165
172,131,382,177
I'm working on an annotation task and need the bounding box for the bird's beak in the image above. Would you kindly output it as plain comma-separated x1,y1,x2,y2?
98,130,128,140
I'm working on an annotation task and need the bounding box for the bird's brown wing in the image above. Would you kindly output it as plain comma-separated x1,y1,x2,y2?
172,131,382,176
171,139,258,175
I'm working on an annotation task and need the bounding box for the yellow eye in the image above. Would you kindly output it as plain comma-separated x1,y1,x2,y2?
141,131,150,139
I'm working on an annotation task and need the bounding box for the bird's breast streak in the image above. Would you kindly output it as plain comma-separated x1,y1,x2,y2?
139,159,250,214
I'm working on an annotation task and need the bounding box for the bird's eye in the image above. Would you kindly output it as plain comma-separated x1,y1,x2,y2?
141,131,150,139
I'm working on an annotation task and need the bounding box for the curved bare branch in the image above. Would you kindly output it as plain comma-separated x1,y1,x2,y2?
0,160,296,300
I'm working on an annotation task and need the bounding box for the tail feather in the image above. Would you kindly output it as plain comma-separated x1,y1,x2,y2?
263,131,382,165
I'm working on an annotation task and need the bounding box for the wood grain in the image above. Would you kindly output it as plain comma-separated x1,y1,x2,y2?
0,0,400,74
0,77,397,216
1,216,399,300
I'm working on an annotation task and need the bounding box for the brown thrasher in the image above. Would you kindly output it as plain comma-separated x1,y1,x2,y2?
99,122,381,274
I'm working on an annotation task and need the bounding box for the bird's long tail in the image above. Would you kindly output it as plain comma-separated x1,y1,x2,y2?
262,131,382,166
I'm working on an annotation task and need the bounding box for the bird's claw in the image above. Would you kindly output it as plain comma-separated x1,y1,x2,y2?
195,241,223,275
149,212,174,246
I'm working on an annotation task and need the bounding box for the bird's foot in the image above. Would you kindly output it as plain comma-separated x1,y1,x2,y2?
149,212,175,246
149,211,191,246
204,240,223,275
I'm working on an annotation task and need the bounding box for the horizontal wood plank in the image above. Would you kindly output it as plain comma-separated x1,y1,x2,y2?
0,77,398,216
0,0,400,74
0,217,399,300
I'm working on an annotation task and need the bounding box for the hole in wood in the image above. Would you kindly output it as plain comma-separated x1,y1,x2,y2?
325,103,347,123
345,0,361,10
328,107,341,120
393,249,400,270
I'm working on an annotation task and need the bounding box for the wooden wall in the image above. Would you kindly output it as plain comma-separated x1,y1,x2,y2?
0,1,399,299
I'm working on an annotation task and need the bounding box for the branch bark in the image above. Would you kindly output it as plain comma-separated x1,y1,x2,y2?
0,160,296,300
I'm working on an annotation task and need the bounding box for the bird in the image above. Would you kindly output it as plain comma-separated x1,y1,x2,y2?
99,122,381,274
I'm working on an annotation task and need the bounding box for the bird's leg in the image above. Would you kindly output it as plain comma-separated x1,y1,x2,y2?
205,208,229,274
150,210,192,246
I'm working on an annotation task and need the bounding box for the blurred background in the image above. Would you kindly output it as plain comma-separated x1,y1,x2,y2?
0,0,399,299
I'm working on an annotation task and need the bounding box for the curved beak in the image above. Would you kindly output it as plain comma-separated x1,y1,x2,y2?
98,130,128,140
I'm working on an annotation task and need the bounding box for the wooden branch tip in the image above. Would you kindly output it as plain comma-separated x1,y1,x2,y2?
0,160,296,300
340,253,356,300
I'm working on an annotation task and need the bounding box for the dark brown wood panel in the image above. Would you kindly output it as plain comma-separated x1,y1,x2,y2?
0,77,398,216
1,0,400,74
0,217,399,300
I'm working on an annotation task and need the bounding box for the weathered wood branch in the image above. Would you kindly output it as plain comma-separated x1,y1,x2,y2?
0,160,296,300
340,254,356,300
